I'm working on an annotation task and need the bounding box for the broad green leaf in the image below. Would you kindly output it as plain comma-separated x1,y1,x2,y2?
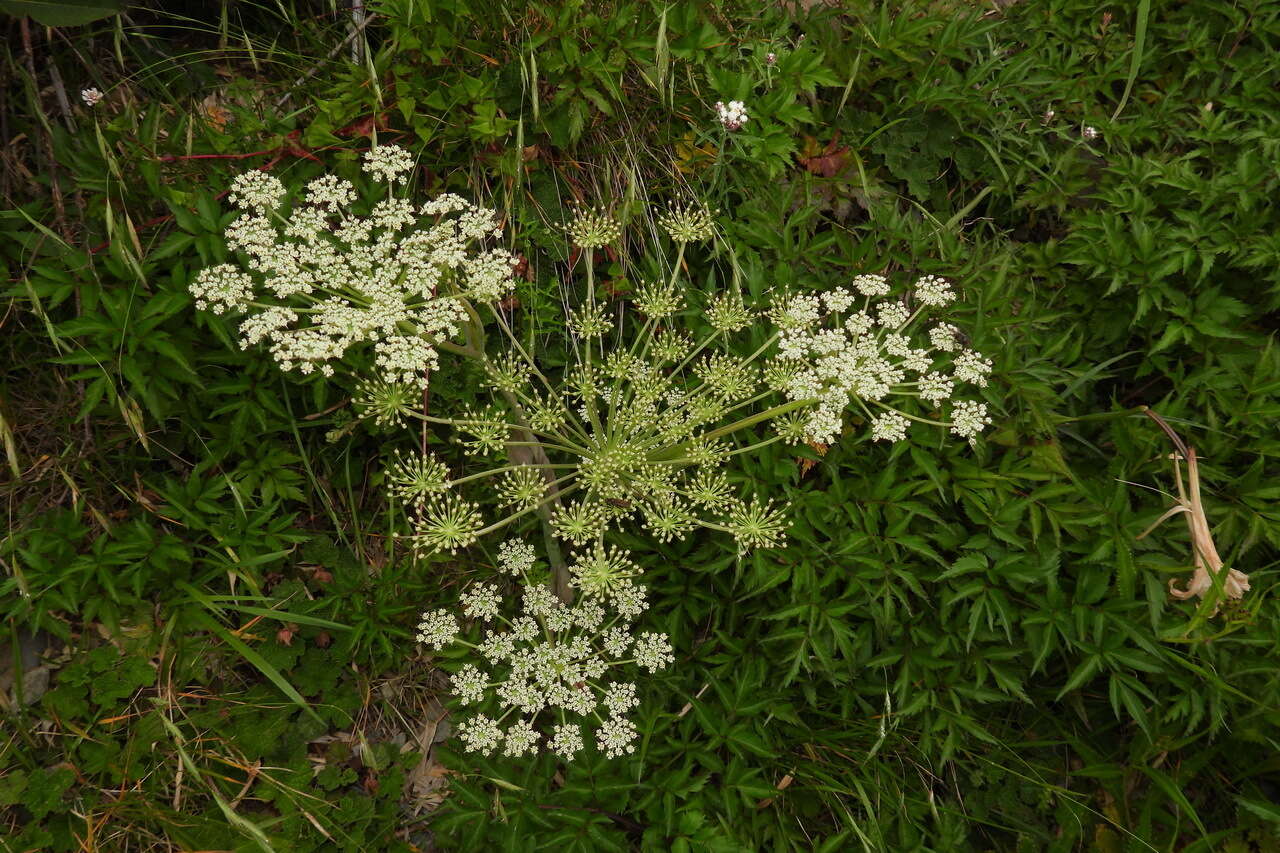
0,0,123,28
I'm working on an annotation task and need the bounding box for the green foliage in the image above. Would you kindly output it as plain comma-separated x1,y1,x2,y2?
2,0,1279,850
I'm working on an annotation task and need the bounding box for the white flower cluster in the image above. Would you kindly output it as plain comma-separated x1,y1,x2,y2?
417,538,673,761
189,146,518,386
767,275,993,445
715,100,749,131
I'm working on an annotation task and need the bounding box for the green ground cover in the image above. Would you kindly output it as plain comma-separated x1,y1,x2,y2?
2,0,1279,850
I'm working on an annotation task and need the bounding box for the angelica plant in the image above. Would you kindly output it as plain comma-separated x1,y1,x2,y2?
370,205,993,559
189,155,994,567
416,537,673,760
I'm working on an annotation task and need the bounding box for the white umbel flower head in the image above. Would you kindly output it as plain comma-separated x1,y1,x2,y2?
362,144,415,184
762,275,988,446
953,350,993,386
913,275,955,307
415,609,459,650
457,714,503,756
503,720,541,757
870,412,909,443
429,538,672,762
497,539,538,576
190,264,255,314
228,171,286,212
948,399,992,439
450,664,488,704
550,723,584,760
460,583,503,621
192,162,518,389
596,717,638,759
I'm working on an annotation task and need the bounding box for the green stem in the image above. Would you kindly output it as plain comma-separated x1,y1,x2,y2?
447,463,578,486
475,481,581,537
415,413,579,446
723,434,784,457
1051,405,1149,425
698,398,815,444
868,399,949,428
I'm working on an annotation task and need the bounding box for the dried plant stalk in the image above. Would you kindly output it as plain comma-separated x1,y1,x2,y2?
1135,411,1249,613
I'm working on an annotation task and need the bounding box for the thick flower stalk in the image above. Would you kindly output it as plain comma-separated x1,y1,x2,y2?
189,145,516,386
415,537,673,760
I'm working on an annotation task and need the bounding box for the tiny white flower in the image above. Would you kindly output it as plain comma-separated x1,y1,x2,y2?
715,99,749,131
596,717,638,759
460,583,503,621
415,609,459,650
870,412,909,443
81,87,104,106
550,723,584,760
